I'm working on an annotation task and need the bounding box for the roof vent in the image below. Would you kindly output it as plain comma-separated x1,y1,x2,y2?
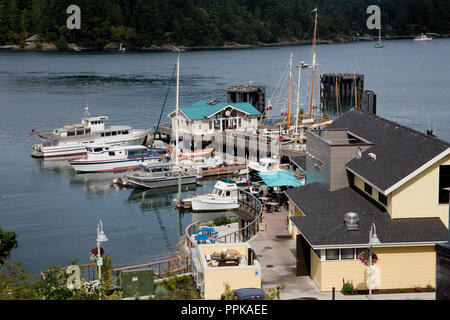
368,153,376,161
357,147,362,159
344,212,359,231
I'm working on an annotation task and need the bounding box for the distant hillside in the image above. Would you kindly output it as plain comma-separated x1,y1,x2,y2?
0,0,448,50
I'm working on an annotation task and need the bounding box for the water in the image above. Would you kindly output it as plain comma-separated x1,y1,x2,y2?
1,39,449,274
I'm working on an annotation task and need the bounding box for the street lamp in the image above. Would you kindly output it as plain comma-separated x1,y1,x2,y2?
96,220,108,298
368,223,381,300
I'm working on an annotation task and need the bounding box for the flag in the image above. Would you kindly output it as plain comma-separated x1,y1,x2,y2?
311,8,317,13
28,129,36,136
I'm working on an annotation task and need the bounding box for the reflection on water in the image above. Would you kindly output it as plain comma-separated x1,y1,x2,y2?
70,172,125,199
126,184,198,212
34,158,74,175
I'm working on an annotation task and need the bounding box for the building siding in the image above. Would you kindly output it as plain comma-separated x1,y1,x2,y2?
317,246,436,291
390,155,450,227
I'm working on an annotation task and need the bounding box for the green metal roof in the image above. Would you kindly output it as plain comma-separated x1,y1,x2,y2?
177,100,261,120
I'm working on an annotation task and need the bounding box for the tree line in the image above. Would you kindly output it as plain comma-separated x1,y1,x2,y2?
0,0,448,49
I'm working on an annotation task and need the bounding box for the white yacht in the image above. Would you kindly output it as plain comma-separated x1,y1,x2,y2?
125,162,198,189
31,108,150,159
414,34,432,42
183,180,239,212
248,157,287,182
69,145,159,173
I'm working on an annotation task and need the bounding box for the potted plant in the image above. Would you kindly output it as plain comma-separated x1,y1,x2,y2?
89,247,104,261
358,250,378,266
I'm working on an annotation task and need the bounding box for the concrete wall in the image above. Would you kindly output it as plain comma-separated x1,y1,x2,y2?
198,243,262,300
312,245,436,292
390,155,450,227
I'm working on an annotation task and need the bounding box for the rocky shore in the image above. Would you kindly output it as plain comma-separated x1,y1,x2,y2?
2,34,447,53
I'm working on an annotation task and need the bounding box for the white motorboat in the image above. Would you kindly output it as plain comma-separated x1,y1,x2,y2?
69,145,159,173
248,157,283,172
413,34,432,42
31,107,150,159
125,162,198,189
183,180,239,212
179,155,223,173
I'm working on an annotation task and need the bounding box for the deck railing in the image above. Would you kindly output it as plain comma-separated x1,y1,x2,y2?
215,189,263,243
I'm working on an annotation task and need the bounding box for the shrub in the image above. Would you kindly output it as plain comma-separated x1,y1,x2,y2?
341,279,355,295
154,285,167,298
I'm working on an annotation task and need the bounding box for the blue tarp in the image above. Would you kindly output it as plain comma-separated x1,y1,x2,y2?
258,170,303,187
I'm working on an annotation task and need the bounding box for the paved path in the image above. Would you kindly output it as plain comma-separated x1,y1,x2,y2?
249,208,436,300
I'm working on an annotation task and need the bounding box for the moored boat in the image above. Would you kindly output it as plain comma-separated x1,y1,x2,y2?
31,107,149,159
125,162,198,189
413,34,432,42
183,180,239,212
68,145,159,173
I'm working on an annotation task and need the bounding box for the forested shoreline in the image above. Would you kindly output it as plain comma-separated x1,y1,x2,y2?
0,0,448,51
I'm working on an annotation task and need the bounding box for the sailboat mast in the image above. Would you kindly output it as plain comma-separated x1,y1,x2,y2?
309,10,318,121
175,54,180,165
287,54,293,130
335,77,339,119
295,61,303,134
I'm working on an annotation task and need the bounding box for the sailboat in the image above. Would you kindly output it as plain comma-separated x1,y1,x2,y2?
374,27,384,48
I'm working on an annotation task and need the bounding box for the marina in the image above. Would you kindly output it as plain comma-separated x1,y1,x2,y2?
1,37,449,301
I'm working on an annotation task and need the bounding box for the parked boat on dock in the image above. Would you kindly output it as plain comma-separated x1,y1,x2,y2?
182,180,239,212
68,145,159,173
125,162,198,189
31,107,149,159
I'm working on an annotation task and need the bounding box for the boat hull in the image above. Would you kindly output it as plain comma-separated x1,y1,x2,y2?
32,131,148,159
69,157,157,173
190,198,239,212
127,175,198,189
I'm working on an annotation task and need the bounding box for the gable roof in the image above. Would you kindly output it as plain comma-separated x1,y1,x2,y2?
169,100,261,121
326,108,450,194
285,182,448,247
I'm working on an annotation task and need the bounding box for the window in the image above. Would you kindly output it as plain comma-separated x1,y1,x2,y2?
101,133,105,137
248,118,251,124
105,132,111,136
94,148,103,152
209,121,213,130
112,131,117,136
108,152,115,156
378,193,388,206
85,128,91,134
122,130,129,135
67,131,75,136
341,248,355,260
238,118,242,127
325,249,339,260
76,129,84,135
226,191,231,196
439,165,450,204
364,182,372,195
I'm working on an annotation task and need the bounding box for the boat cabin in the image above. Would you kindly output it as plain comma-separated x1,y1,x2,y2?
211,181,238,198
85,145,149,159
139,163,175,174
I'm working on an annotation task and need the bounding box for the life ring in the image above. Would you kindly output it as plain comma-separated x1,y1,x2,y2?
165,172,172,177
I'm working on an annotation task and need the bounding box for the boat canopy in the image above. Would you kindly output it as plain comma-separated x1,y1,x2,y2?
257,171,303,187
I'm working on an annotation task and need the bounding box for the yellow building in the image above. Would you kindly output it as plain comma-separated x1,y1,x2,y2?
285,109,449,292
196,242,262,300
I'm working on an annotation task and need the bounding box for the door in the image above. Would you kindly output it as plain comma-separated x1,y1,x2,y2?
296,234,311,276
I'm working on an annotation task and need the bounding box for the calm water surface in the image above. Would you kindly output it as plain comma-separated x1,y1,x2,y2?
0,39,449,273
